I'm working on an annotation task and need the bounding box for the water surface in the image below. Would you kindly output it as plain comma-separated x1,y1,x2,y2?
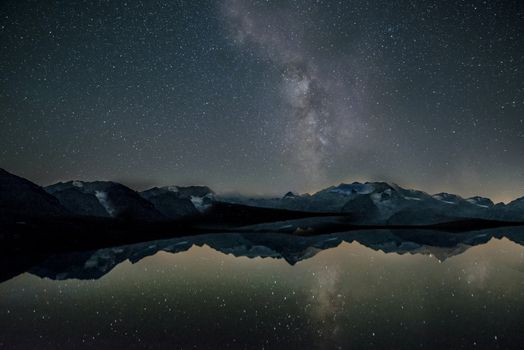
1,230,524,349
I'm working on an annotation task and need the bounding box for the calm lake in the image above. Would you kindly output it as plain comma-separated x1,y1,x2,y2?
1,229,524,349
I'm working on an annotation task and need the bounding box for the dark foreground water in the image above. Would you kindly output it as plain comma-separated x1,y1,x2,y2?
1,229,524,349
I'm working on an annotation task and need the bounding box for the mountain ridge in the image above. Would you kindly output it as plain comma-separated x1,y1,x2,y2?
1,168,523,227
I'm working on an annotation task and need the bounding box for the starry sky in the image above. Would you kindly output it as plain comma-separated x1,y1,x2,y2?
0,0,523,202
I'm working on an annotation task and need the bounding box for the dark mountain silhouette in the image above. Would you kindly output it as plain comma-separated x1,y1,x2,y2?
221,182,523,224
45,186,109,217
45,180,164,221
139,187,200,219
0,168,69,221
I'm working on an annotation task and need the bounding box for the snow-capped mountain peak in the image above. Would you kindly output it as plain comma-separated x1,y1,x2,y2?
432,192,464,205
328,183,374,196
466,196,494,208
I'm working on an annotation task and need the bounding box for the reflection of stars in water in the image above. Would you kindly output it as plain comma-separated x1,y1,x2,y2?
0,239,523,348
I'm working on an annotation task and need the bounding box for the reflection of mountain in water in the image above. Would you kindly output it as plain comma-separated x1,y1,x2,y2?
8,227,523,281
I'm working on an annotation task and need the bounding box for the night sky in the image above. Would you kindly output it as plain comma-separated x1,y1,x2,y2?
1,0,523,202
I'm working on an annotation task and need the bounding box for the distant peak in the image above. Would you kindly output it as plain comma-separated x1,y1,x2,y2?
328,183,374,195
283,191,298,198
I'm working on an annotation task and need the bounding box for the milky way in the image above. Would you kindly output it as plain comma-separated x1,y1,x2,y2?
223,0,363,186
0,0,523,201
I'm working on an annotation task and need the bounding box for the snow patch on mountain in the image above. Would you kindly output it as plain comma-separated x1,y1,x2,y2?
166,186,179,193
370,192,382,205
466,196,494,208
95,191,115,216
190,194,213,212
403,196,422,201
433,193,461,205
466,199,489,208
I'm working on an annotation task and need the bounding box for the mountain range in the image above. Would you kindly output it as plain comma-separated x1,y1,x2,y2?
1,168,524,226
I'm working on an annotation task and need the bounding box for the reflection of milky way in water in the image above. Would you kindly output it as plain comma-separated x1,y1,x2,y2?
1,237,524,349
